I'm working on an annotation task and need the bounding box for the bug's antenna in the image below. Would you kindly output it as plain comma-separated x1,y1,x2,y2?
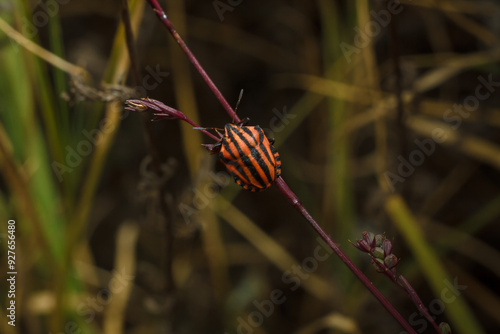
193,126,223,132
232,89,244,123
234,89,244,113
193,126,224,138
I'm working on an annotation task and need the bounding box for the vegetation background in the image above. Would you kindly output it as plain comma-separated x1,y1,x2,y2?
0,0,499,333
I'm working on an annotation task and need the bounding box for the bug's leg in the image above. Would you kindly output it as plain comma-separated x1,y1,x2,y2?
202,141,222,154
238,117,250,127
262,128,275,144
215,128,224,139
193,126,223,132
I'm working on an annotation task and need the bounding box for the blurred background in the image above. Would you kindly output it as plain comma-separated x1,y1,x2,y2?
1,0,499,333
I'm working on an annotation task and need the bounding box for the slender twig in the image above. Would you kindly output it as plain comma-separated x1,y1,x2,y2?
371,259,441,333
386,14,441,331
400,275,442,334
388,1,408,196
355,233,442,334
143,2,417,333
275,178,415,332
146,0,238,122
120,0,176,295
121,0,140,85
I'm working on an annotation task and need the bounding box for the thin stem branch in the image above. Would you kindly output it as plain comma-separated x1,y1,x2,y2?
388,0,409,196
121,0,176,297
144,2,417,333
146,0,239,122
370,255,442,333
400,275,442,334
275,178,415,333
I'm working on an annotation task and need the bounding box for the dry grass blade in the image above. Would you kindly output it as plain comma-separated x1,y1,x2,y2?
407,116,500,170
0,16,87,78
294,312,361,334
103,222,139,334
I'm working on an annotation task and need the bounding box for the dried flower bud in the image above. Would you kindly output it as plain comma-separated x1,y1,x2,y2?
382,239,393,256
384,254,399,269
353,239,370,253
364,231,376,247
125,98,186,121
374,234,384,247
125,99,149,111
372,247,385,259
372,258,385,273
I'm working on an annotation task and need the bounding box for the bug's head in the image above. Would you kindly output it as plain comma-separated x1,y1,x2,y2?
224,123,237,133
225,118,250,132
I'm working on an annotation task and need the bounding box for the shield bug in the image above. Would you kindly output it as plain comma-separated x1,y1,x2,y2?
204,120,281,191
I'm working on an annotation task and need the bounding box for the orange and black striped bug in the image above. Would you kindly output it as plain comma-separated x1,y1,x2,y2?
204,119,281,192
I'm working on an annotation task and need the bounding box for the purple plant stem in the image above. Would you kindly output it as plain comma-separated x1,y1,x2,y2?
370,256,441,333
146,0,239,123
145,2,416,333
400,275,442,334
275,178,415,333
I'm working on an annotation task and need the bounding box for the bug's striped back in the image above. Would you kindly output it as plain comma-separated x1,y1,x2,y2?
219,123,281,191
